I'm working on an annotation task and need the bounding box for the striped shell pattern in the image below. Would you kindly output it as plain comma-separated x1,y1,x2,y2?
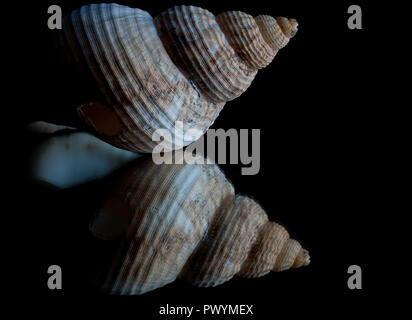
58,3,298,152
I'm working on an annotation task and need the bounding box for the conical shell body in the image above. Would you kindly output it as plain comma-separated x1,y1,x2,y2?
58,4,298,152
90,157,309,294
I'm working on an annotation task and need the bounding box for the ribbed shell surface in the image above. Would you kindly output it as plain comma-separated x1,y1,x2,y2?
58,4,298,152
62,4,225,152
216,11,276,69
154,6,257,103
91,158,234,294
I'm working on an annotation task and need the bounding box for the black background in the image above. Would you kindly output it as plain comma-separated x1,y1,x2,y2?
15,0,388,317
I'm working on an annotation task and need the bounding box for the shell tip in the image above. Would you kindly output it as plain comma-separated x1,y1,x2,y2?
276,17,299,38
293,248,310,268
290,18,298,29
303,250,310,265
301,248,310,266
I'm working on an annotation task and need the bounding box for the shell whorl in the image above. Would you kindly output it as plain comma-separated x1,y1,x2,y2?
59,4,298,152
255,16,298,52
90,157,309,294
154,6,257,104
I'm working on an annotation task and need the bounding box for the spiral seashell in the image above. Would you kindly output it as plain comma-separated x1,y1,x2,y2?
90,156,309,294
57,3,298,152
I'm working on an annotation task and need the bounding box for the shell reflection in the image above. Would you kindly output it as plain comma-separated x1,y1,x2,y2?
90,156,309,295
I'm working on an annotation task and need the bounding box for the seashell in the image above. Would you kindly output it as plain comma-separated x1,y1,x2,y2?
28,122,139,188
90,156,309,294
57,3,298,152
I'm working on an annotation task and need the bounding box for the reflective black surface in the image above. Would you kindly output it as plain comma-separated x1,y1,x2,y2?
14,0,387,317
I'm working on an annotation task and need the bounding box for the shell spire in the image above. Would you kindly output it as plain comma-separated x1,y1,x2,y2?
216,12,298,69
239,222,309,278
255,15,298,53
57,4,299,153
89,157,309,295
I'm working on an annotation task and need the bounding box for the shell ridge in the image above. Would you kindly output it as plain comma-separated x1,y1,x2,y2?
179,193,233,285
106,6,156,152
177,163,235,282
125,11,183,145
107,164,177,293
129,166,202,293
273,237,297,272
128,10,194,141
77,4,151,152
220,11,256,69
198,199,238,286
247,15,276,68
122,165,185,293
233,11,263,68
191,8,248,101
177,6,227,103
237,219,269,278
195,9,256,100
72,5,117,104
107,6,161,143
85,4,163,153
